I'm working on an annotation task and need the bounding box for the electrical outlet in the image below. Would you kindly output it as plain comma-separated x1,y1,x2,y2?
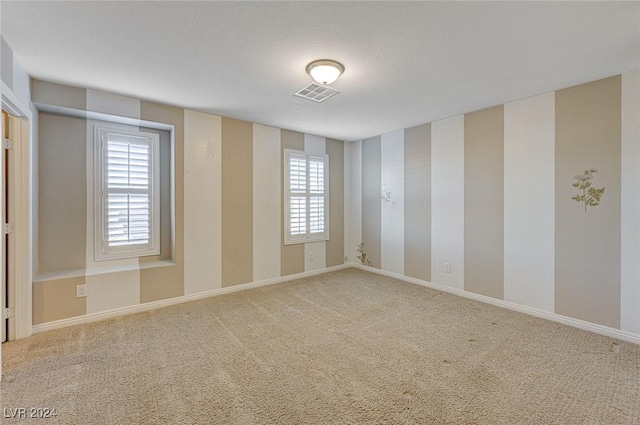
309,251,314,261
444,263,452,274
76,284,87,298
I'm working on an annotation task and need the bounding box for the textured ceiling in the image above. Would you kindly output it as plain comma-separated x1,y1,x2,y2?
2,1,639,141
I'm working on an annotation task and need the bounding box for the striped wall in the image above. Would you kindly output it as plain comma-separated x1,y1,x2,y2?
31,80,345,325
355,72,640,334
21,71,640,338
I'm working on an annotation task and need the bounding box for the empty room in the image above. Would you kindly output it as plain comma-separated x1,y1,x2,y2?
1,1,639,423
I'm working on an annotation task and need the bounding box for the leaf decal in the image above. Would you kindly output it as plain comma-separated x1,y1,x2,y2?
571,168,604,212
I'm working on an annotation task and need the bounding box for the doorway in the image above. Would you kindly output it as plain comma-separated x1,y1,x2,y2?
2,110,12,343
1,109,28,343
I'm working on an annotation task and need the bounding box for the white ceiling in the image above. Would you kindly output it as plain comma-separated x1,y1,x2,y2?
2,1,639,141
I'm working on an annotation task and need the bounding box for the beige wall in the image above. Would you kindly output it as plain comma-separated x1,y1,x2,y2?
326,138,345,267
31,80,346,325
403,124,431,281
555,76,621,328
33,277,86,324
357,73,634,333
464,105,504,300
38,113,87,273
362,136,382,268
221,118,254,287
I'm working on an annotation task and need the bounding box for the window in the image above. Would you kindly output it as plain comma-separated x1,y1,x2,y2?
94,126,160,261
284,149,329,245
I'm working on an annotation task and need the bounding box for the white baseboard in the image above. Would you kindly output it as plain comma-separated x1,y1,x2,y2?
32,263,350,334
32,262,640,346
350,263,640,346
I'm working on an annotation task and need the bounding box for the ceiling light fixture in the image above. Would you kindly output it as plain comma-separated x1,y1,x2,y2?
306,59,345,85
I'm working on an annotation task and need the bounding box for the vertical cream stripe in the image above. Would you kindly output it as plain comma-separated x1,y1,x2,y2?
86,270,140,314
184,110,222,294
86,89,141,119
381,129,404,275
555,76,621,328
304,133,326,155
431,116,465,290
221,118,253,287
464,106,504,300
1,37,14,89
253,124,281,281
621,71,640,333
504,93,555,313
404,124,431,281
11,52,29,107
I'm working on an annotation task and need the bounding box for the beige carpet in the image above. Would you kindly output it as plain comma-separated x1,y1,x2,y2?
1,268,639,424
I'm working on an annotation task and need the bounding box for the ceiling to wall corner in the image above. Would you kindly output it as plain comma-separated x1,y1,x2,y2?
1,1,639,141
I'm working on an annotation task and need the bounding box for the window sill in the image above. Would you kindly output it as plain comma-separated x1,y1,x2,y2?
34,260,176,283
284,236,330,246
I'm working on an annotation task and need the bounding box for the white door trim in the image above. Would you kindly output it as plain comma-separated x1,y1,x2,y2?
2,81,33,341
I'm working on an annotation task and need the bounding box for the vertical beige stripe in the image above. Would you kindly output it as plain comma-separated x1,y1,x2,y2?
555,76,621,328
326,138,344,267
464,106,504,300
31,79,87,110
39,113,87,273
139,101,185,302
280,130,305,275
221,117,254,287
362,136,382,268
33,277,86,325
404,124,431,281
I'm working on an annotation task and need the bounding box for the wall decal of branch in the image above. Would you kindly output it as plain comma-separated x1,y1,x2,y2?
571,168,605,212
357,243,367,265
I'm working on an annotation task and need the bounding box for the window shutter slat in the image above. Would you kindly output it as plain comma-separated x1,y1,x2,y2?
284,149,328,244
105,135,152,247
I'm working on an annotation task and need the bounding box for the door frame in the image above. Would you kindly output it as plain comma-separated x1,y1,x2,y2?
2,81,33,342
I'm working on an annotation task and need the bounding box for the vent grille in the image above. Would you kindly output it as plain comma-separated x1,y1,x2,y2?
293,83,339,103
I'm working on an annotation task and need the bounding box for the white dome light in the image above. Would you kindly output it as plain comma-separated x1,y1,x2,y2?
306,60,345,85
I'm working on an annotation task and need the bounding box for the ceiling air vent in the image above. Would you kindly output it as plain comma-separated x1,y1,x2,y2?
293,83,339,103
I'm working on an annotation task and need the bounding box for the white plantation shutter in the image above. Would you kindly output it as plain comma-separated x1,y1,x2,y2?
284,149,329,244
95,127,160,260
289,154,307,235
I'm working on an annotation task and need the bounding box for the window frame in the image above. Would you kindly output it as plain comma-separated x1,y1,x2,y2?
93,125,161,261
283,148,330,245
